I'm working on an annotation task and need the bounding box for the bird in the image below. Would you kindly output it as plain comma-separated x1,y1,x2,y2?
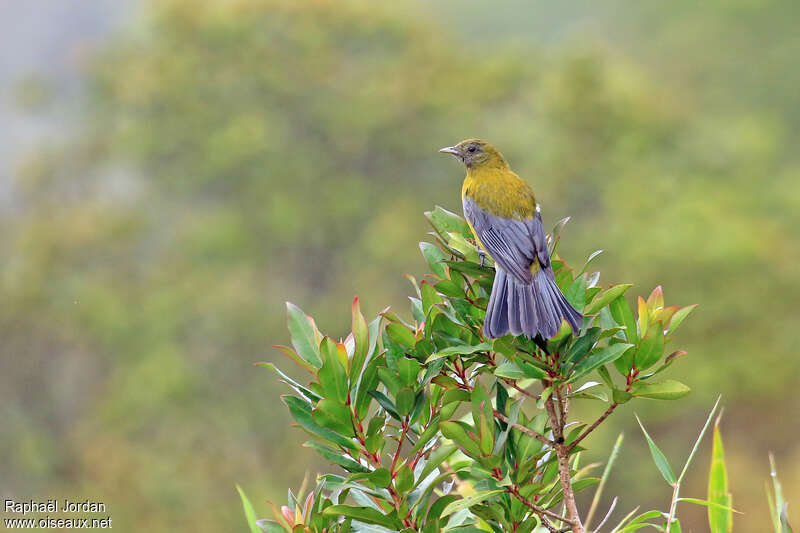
439,138,582,340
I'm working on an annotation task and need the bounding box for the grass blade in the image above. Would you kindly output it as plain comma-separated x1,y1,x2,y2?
707,415,732,533
635,415,676,485
586,433,624,531
237,485,263,533
678,396,721,483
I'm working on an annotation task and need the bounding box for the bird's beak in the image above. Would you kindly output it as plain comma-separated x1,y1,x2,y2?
439,146,459,156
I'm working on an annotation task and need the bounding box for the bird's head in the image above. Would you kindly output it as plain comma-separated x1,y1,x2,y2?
439,139,507,169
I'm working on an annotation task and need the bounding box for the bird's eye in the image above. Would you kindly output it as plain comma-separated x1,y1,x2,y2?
468,145,477,153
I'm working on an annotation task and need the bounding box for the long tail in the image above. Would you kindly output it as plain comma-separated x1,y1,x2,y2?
483,268,582,340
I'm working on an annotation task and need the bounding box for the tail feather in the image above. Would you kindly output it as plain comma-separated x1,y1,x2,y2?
484,269,509,339
483,268,582,340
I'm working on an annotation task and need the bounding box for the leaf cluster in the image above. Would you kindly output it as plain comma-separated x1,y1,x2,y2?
254,207,697,533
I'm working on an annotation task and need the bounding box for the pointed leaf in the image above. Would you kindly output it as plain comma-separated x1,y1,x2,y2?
304,441,369,473
386,323,417,348
425,206,472,240
609,295,638,344
286,302,323,368
708,419,733,533
323,505,403,530
351,297,370,378
319,337,348,402
440,490,505,517
636,415,676,485
312,398,354,436
237,485,263,533
667,304,697,336
440,421,482,459
567,343,633,383
631,380,691,400
420,242,449,278
584,284,633,315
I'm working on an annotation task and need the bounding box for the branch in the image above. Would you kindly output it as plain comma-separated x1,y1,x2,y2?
546,386,584,533
504,379,540,400
567,403,619,453
507,485,575,526
493,410,555,446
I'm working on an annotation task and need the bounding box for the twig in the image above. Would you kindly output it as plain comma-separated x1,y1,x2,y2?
507,485,575,525
567,403,619,453
390,416,410,475
505,379,541,400
546,386,584,533
493,410,554,446
666,483,680,533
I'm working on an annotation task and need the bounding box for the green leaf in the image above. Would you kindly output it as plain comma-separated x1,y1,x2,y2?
237,485,262,533
427,495,458,521
368,468,391,488
442,389,471,405
312,398,354,436
351,297,370,378
258,362,321,402
440,421,482,459
272,344,316,374
667,304,697,336
255,520,286,533
283,396,356,451
680,498,738,513
565,274,587,310
396,388,415,416
377,367,402,396
636,414,676,485
369,391,401,421
518,360,547,379
566,327,601,365
446,232,481,263
678,396,721,483
609,295,638,344
470,383,495,455
409,416,441,456
286,302,323,368
546,319,574,353
415,444,458,488
597,365,614,388
707,419,733,533
420,281,444,314
584,284,633,315
319,337,349,403
612,388,633,404
304,441,369,473
444,260,493,277
425,206,472,240
397,357,421,387
567,343,633,383
323,505,403,530
426,342,492,362
493,361,526,380
635,322,665,370
395,465,414,493
420,242,449,278
631,380,691,400
440,490,505,517
386,323,417,348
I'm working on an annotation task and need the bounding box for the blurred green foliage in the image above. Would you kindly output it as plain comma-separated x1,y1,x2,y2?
1,0,798,531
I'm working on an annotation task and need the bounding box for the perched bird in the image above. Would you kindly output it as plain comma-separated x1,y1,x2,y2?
439,139,582,339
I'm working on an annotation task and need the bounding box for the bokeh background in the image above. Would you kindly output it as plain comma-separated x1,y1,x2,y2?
1,0,798,531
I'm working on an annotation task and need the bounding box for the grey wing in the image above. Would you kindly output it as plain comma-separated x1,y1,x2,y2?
463,197,550,285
